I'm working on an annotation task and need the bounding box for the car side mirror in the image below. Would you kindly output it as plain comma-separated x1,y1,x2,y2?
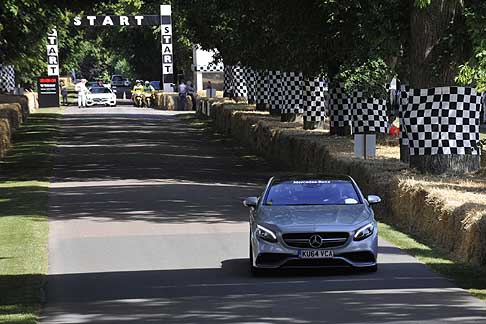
243,196,258,208
367,195,382,205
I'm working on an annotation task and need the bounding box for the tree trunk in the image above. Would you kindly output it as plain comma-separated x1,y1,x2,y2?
281,113,303,123
303,120,325,130
400,143,410,163
410,154,480,175
409,0,468,88
330,125,351,136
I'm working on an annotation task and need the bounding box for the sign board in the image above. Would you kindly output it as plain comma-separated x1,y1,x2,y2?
38,76,60,108
47,29,59,76
160,5,174,91
72,15,161,26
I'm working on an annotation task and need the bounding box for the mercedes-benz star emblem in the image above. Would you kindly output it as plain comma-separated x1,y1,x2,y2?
309,235,323,248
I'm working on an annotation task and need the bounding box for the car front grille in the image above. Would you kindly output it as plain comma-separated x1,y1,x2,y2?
283,258,350,268
282,232,349,249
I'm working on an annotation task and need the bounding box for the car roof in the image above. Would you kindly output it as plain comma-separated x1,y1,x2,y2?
271,174,353,183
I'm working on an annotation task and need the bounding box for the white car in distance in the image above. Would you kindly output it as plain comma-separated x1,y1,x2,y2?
86,86,117,107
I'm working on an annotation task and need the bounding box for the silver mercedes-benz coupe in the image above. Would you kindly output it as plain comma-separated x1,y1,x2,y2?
243,175,381,274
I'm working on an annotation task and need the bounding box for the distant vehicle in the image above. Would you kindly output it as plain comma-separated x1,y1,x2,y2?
86,86,117,107
150,81,161,90
111,75,131,87
244,175,381,274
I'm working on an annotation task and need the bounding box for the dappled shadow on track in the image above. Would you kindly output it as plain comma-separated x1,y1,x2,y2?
49,112,273,224
53,113,271,183
42,260,486,324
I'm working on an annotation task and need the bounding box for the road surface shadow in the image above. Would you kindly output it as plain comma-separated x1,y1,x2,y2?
42,260,486,324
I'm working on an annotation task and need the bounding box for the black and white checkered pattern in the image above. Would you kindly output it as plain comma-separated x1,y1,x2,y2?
231,64,248,98
243,67,256,103
0,64,15,93
399,85,410,147
328,83,352,128
281,72,304,114
267,70,284,113
351,91,388,134
303,77,328,122
402,86,481,156
223,65,233,94
255,70,269,106
194,64,224,72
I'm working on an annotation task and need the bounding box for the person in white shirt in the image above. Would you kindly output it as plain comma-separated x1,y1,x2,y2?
75,79,88,108
178,80,187,109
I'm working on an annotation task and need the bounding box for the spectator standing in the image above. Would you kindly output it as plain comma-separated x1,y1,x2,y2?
75,79,88,108
186,80,196,111
206,81,215,98
60,80,68,106
178,80,187,110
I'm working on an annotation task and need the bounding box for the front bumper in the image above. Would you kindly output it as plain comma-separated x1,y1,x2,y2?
251,227,378,269
86,97,116,106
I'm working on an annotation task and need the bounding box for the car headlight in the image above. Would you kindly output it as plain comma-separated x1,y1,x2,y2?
256,224,277,243
354,223,375,241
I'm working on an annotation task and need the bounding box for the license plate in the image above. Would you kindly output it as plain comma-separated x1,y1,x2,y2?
299,250,334,259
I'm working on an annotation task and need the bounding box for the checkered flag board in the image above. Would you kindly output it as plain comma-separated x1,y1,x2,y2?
402,86,482,156
328,83,352,128
255,70,269,107
267,70,284,113
399,85,410,147
243,66,256,103
303,77,328,122
231,64,248,98
223,65,233,94
194,64,224,72
281,72,304,114
0,64,15,93
350,91,388,134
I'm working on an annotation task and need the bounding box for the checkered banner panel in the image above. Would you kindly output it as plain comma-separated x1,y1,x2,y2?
193,64,224,72
328,83,352,128
304,77,327,122
0,64,15,93
399,85,410,147
402,86,481,156
231,64,248,98
223,65,233,94
281,71,304,114
243,66,256,103
267,70,284,113
255,70,269,105
351,91,388,134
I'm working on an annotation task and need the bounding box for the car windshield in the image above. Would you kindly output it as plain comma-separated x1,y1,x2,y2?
90,87,111,94
264,179,361,206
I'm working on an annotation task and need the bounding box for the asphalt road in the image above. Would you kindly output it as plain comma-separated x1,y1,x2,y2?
42,106,486,323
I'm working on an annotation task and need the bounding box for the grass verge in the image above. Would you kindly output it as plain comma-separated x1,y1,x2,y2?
379,222,486,300
0,108,63,324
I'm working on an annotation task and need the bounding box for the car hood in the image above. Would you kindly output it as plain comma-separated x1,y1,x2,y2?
258,205,372,227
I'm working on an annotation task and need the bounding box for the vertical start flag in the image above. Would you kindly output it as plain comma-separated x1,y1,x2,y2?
160,5,173,91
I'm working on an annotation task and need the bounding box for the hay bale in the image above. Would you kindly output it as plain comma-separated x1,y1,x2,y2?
0,103,22,129
153,92,193,111
0,94,29,121
24,92,38,113
0,117,12,159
